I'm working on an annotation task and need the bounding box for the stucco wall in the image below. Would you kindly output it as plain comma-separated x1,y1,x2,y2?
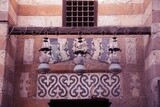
12,35,148,107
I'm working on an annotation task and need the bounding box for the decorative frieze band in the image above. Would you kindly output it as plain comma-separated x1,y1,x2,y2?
49,38,109,63
37,73,121,99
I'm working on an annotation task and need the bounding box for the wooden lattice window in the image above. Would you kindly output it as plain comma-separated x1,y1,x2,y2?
63,0,97,27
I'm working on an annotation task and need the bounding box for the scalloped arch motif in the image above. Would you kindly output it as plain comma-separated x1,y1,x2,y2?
37,73,121,99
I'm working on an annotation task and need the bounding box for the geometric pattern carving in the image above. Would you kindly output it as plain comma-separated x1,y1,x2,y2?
23,39,34,64
125,38,136,64
37,73,120,99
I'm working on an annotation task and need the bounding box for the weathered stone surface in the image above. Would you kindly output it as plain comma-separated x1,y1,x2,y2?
152,0,160,11
18,5,62,16
98,15,143,26
0,23,8,36
145,50,160,71
151,23,160,34
0,12,8,21
18,16,62,27
98,3,143,15
151,77,160,107
17,0,62,5
98,0,143,4
152,11,160,23
5,52,15,72
2,79,13,96
9,2,17,25
142,1,152,25
0,0,9,12
45,16,62,27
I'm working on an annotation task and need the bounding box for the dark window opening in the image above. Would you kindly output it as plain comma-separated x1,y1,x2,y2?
48,98,112,107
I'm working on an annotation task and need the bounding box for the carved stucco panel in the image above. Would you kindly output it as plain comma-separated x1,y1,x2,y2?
23,39,34,64
125,38,137,64
19,73,30,98
129,72,140,97
37,73,121,99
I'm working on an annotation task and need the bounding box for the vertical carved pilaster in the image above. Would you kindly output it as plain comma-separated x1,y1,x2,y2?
23,39,34,64
129,73,140,97
19,73,30,98
125,38,137,64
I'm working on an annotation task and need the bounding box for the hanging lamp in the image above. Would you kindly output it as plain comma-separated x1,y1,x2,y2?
108,36,122,73
73,35,87,74
38,37,51,73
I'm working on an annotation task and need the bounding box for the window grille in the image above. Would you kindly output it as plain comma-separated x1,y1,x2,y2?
63,0,97,27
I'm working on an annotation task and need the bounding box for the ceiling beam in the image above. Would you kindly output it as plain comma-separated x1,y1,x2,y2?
9,26,151,35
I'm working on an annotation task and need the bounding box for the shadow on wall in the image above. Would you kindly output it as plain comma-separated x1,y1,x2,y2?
48,98,112,107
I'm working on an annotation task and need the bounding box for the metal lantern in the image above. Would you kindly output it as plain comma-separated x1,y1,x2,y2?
108,36,122,73
38,37,51,73
73,36,87,74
